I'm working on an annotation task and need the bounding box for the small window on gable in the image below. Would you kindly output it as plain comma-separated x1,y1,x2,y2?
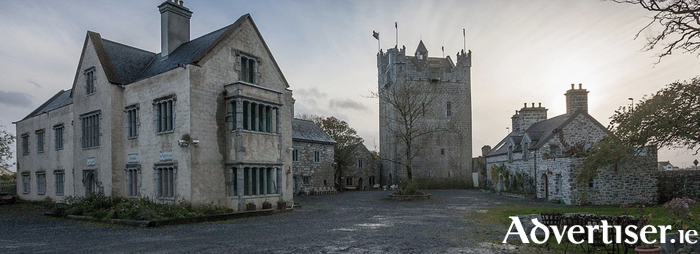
446,101,452,117
522,142,529,161
84,67,96,95
239,53,257,84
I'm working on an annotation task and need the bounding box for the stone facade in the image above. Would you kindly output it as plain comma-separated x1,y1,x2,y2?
15,1,295,211
291,118,336,194
378,41,472,186
340,143,380,190
485,85,658,205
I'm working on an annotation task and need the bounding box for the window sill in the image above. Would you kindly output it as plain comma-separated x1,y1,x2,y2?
156,131,174,135
55,148,64,151
82,146,100,150
233,130,278,136
157,197,176,201
127,136,138,140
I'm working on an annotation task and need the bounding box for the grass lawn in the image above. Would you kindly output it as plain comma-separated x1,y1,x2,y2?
467,198,700,253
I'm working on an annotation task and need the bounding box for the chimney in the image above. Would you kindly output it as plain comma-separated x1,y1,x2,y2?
565,83,589,114
511,110,520,133
158,0,192,57
518,103,548,132
481,145,492,157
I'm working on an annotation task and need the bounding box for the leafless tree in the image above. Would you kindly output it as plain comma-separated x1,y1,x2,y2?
372,80,442,180
612,0,700,61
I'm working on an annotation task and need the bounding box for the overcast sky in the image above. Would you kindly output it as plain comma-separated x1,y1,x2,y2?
1,0,699,171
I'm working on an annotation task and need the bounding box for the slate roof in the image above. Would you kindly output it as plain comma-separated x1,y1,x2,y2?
69,13,289,99
101,39,156,84
415,40,428,53
292,118,336,145
138,23,233,80
21,90,73,121
486,111,607,157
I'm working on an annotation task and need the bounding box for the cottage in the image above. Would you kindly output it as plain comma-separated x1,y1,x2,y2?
485,84,657,205
291,118,335,194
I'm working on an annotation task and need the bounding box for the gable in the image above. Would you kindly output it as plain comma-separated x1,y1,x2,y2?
189,14,290,89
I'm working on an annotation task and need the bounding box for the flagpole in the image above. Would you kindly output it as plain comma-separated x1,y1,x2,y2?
463,28,466,53
395,22,398,47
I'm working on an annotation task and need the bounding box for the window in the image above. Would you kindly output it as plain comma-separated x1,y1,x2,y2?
234,99,277,134
588,179,595,188
80,111,101,148
522,142,530,161
292,149,299,162
53,125,64,150
36,129,45,153
36,172,46,195
125,105,139,139
54,170,64,196
303,176,311,185
346,177,353,186
21,173,30,194
358,159,363,168
549,145,560,157
369,176,376,186
446,101,452,117
441,148,445,156
21,133,29,155
155,164,176,199
85,67,96,95
154,96,175,133
240,54,257,84
314,151,320,163
125,166,139,197
507,145,513,163
236,167,278,196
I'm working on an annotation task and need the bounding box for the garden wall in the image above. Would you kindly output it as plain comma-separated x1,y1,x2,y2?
658,170,700,204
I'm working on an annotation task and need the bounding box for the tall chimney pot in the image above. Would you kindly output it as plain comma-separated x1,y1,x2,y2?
159,0,192,57
579,83,582,89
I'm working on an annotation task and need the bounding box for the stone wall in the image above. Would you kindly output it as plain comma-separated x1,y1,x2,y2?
292,141,334,190
658,170,700,204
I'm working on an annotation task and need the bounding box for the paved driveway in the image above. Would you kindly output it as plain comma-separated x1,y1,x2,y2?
0,190,544,253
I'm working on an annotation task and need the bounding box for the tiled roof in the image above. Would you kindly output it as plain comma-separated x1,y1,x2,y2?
21,90,73,121
292,118,336,144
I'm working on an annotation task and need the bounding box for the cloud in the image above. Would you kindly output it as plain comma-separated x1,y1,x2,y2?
329,98,369,111
295,87,327,98
0,90,33,108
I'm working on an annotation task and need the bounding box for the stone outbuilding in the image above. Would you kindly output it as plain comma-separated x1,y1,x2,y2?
291,118,336,194
15,1,295,211
485,84,657,205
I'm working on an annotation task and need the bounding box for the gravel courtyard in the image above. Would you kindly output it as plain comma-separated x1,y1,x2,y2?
0,190,551,253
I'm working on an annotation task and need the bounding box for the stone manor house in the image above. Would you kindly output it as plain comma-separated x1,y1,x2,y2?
485,84,657,205
378,41,473,186
15,1,295,211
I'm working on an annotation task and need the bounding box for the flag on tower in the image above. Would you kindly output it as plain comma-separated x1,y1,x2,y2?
395,22,397,28
373,30,379,40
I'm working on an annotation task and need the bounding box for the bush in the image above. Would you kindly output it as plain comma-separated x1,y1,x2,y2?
58,194,233,220
392,180,424,195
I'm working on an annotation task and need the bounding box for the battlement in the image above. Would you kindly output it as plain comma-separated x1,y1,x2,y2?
378,40,471,86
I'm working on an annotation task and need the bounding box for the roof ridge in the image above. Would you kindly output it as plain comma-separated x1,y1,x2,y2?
101,38,156,55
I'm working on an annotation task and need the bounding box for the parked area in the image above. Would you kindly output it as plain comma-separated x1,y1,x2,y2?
1,190,560,253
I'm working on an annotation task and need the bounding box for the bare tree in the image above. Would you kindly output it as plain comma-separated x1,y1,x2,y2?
612,0,700,61
373,80,442,180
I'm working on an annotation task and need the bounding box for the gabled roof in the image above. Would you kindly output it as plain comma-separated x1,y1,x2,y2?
486,111,608,157
415,40,428,54
292,118,336,145
70,14,290,98
21,90,73,121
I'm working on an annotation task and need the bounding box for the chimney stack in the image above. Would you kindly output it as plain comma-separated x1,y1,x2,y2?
518,102,548,132
565,83,589,114
159,0,192,57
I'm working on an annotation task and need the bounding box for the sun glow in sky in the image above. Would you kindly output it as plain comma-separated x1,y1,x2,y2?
1,0,699,171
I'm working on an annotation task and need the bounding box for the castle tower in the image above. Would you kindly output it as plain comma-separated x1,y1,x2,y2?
565,83,589,114
378,40,473,186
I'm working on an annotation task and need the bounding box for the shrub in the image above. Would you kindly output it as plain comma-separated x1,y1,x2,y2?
59,194,233,220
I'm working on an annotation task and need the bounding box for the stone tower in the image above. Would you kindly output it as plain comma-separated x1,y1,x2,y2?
377,41,473,186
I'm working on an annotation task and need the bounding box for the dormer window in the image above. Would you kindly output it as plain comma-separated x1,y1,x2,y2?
238,53,258,84
84,67,96,95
